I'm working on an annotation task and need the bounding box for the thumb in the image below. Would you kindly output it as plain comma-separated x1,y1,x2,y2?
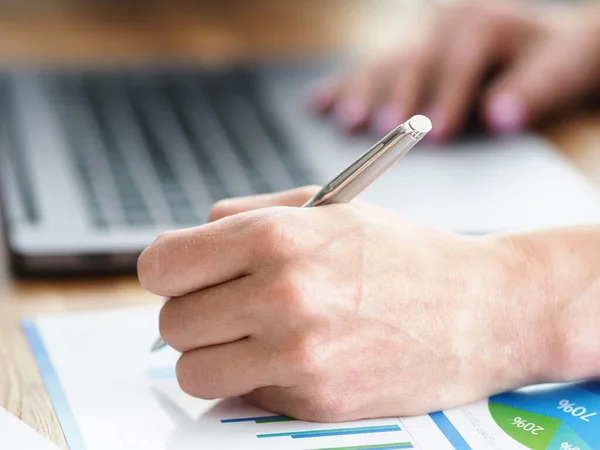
208,185,321,222
483,40,593,135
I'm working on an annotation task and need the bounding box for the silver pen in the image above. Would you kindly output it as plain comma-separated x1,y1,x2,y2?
150,114,432,352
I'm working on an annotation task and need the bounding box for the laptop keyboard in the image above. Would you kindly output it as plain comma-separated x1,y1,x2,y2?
40,69,314,229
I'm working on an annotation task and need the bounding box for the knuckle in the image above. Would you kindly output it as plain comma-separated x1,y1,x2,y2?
285,333,328,379
176,354,220,400
209,198,236,222
158,302,185,352
294,389,350,422
271,271,313,320
257,214,300,258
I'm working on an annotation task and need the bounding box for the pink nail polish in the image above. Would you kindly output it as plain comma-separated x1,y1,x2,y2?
373,104,404,135
335,99,368,130
486,94,526,135
308,84,334,112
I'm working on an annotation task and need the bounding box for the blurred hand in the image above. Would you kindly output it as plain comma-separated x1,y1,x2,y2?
138,187,558,422
310,0,600,141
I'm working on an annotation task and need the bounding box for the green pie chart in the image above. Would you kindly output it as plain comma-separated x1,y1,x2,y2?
489,402,561,448
488,381,599,450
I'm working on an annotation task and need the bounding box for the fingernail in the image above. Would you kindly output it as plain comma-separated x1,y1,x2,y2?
423,108,445,143
373,104,404,135
307,83,334,113
486,94,526,135
335,99,368,131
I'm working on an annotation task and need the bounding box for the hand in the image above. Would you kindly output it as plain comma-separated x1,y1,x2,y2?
310,0,600,141
137,187,558,422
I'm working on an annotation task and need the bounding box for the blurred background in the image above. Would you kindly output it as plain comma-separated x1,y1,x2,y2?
0,0,408,64
0,0,599,279
0,0,424,277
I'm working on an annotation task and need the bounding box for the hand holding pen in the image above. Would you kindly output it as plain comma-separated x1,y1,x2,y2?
137,111,598,422
150,115,431,352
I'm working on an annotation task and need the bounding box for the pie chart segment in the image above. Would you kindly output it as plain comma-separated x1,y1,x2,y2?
547,422,592,450
581,380,600,397
488,401,560,449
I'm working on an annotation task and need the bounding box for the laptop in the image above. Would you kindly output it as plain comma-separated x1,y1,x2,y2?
1,60,599,275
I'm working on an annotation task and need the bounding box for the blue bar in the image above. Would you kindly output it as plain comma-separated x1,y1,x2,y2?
291,425,401,439
146,366,176,379
22,320,87,450
221,415,288,423
308,444,413,450
429,412,472,450
357,446,412,450
376,446,412,450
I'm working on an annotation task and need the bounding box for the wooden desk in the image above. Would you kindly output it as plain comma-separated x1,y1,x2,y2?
0,1,599,448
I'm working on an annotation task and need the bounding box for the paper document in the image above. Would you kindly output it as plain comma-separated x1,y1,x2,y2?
23,306,600,450
0,404,60,450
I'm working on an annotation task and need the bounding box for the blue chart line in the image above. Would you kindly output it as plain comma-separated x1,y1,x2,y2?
146,366,176,379
257,424,401,439
309,445,413,450
221,415,292,424
21,320,87,450
429,412,472,450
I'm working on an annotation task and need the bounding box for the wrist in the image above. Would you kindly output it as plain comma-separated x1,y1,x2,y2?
487,232,559,386
493,226,600,384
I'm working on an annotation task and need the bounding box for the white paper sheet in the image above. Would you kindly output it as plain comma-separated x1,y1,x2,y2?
315,133,600,233
0,405,60,450
23,306,600,450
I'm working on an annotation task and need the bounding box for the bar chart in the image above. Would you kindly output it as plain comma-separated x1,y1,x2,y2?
143,363,418,449
218,411,415,449
256,424,403,440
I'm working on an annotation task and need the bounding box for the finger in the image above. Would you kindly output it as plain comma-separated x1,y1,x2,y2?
373,12,444,136
244,387,339,422
307,76,346,114
382,46,438,135
138,209,281,297
333,58,398,132
484,38,599,135
426,17,505,142
208,185,320,222
243,386,297,417
176,338,285,399
159,275,261,352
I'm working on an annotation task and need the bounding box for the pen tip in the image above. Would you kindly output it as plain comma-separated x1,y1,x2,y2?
408,115,432,138
150,338,167,352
